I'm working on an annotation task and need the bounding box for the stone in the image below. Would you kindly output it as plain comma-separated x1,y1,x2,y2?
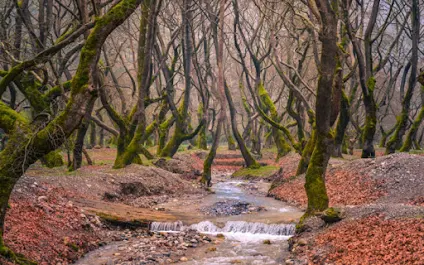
297,239,307,246
180,257,188,262
37,196,48,202
320,207,343,223
263,239,271,245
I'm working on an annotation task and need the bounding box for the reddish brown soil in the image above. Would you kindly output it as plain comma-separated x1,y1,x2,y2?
1,184,100,265
306,215,424,265
270,169,385,208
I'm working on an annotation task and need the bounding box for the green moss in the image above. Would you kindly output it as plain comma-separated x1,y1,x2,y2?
258,82,292,157
296,129,316,175
320,207,342,223
304,132,330,213
0,233,37,265
42,150,64,168
367,76,376,92
66,242,79,252
400,104,424,152
0,101,28,133
232,165,279,179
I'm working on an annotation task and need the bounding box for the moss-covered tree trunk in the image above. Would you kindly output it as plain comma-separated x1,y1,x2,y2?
386,0,420,154
296,129,316,175
224,118,236,150
201,120,222,186
361,89,377,158
332,90,350,157
224,82,260,169
258,83,291,159
401,70,424,152
379,125,396,148
304,0,337,214
112,0,160,168
70,100,95,171
89,121,96,148
196,104,208,150
159,0,205,158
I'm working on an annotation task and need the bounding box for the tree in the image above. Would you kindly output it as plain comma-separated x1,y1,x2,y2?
0,0,143,262
303,0,338,214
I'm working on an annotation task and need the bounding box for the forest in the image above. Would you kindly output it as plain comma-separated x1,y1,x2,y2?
0,0,423,264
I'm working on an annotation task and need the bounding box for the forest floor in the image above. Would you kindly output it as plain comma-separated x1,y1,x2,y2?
1,147,424,265
271,151,424,265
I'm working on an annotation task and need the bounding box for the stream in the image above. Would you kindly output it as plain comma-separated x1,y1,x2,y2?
75,174,303,265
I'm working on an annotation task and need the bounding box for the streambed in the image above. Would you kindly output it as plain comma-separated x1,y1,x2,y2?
74,174,303,265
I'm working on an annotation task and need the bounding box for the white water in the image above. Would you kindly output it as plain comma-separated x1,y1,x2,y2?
151,220,295,243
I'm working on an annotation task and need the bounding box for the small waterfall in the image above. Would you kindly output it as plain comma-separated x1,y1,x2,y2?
221,221,295,236
150,220,295,236
150,221,183,231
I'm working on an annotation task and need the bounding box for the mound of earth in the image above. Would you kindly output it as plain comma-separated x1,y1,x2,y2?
288,213,424,265
2,179,102,265
270,153,424,208
153,156,200,175
25,164,201,208
279,153,424,265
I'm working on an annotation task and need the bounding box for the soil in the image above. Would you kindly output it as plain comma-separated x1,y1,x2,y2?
271,152,424,265
2,148,424,265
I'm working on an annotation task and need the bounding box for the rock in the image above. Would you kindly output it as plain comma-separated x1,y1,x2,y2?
320,207,343,223
285,259,294,265
297,239,307,246
37,196,48,202
207,247,217,252
263,239,271,245
180,257,188,262
216,233,225,239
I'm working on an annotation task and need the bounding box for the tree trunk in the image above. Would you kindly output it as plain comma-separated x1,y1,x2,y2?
224,118,236,150
70,100,94,171
386,0,420,154
361,93,377,158
401,70,424,152
224,82,260,169
304,0,337,214
89,121,96,148
332,90,350,157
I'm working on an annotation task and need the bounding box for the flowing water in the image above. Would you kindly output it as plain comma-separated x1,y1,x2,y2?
149,178,303,265
75,175,303,265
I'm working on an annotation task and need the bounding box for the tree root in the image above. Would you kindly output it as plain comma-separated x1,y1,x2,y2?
0,244,37,265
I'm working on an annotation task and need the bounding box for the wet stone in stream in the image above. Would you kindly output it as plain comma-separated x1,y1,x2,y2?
200,200,266,216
